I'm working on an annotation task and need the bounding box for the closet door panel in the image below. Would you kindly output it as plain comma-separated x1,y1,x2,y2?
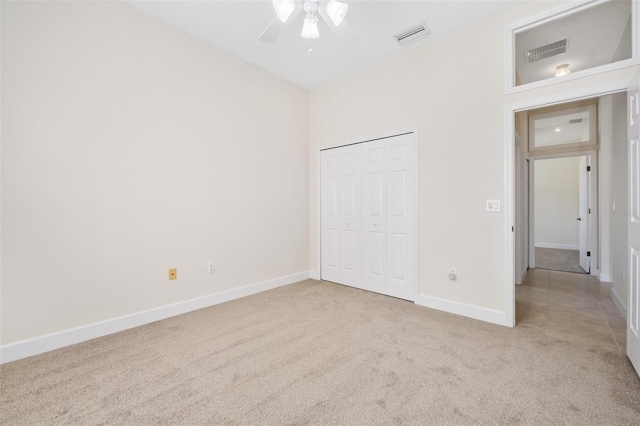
338,146,361,287
322,133,415,302
361,140,387,293
386,134,415,301
320,150,341,283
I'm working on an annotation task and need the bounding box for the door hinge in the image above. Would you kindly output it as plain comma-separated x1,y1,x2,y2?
512,226,514,232
587,166,591,171
587,251,591,257
588,208,591,214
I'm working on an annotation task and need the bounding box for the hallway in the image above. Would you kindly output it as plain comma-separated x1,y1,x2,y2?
534,247,586,274
516,269,626,353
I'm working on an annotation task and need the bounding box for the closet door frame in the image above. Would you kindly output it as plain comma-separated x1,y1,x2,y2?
317,127,419,302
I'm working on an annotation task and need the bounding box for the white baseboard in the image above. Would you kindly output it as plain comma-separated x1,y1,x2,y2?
516,267,528,285
416,295,509,327
599,272,613,283
610,288,627,319
309,270,320,280
0,271,310,364
535,243,579,250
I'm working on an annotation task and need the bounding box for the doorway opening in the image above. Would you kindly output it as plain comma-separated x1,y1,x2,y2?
511,92,629,354
532,155,593,274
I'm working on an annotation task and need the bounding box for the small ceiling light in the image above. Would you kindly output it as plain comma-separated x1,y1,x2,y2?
326,0,348,26
308,48,313,53
272,0,295,23
554,126,562,133
555,64,571,77
302,14,319,39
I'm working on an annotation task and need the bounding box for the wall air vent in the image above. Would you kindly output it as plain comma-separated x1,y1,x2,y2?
526,38,568,63
569,118,584,124
395,22,431,47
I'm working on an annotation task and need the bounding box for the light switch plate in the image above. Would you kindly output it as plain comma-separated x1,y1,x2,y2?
486,200,501,212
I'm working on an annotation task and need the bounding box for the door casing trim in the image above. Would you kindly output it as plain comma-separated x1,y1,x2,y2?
505,79,631,327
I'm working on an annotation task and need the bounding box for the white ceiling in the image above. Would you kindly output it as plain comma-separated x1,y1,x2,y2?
515,0,631,85
126,0,524,89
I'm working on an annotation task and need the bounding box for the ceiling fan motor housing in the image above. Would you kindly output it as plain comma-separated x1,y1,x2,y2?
304,1,319,15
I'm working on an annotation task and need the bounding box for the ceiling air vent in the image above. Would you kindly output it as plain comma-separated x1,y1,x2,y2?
395,22,431,47
526,39,568,63
569,118,584,124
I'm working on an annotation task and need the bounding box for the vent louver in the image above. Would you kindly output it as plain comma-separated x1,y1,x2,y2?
569,118,584,124
526,39,568,63
395,22,431,46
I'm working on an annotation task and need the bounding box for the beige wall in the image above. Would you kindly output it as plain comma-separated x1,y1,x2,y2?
1,1,309,344
3,0,639,346
309,0,639,315
534,157,581,248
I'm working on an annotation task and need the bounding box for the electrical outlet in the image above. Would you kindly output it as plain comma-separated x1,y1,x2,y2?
169,268,177,280
449,268,457,281
208,262,215,274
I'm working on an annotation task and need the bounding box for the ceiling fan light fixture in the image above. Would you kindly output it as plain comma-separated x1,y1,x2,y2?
326,0,348,26
301,13,320,39
272,0,295,23
555,64,571,77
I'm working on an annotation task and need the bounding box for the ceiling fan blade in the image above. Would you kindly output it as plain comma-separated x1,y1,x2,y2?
259,17,287,43
317,7,359,44
259,3,303,43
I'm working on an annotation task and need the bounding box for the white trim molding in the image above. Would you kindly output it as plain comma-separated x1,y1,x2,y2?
0,271,310,364
599,272,613,283
505,79,633,330
504,0,640,94
535,243,580,250
416,295,509,327
518,268,528,285
610,287,627,318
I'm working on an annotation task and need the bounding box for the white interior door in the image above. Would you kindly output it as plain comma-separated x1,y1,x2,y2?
339,146,362,288
578,156,590,273
361,139,387,294
385,135,415,300
321,149,341,284
627,74,640,377
361,134,415,300
321,133,416,301
320,145,361,288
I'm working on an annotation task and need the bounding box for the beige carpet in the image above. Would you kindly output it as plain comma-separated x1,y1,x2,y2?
535,247,586,274
1,279,639,425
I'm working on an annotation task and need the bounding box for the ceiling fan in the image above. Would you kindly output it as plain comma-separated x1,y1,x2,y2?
259,0,357,43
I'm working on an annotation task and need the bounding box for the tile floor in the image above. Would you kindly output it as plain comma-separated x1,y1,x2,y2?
516,268,627,353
